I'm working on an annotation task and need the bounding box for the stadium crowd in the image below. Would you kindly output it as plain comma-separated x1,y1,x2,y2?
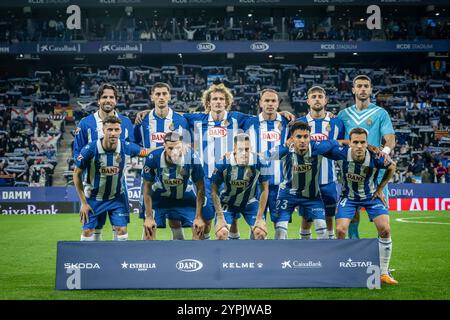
1,9,449,43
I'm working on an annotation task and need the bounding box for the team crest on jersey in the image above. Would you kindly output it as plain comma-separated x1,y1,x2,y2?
293,163,312,173
246,169,254,179
366,118,373,126
115,154,122,163
77,154,83,161
222,119,229,127
363,167,370,176
169,122,175,131
75,127,81,135
143,166,151,174
278,122,283,131
179,168,186,177
325,124,332,132
208,127,227,138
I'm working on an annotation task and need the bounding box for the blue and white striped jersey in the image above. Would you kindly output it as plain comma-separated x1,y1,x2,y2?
134,108,188,149
244,113,289,186
325,145,390,201
73,111,134,157
270,140,340,199
211,153,268,210
75,139,142,201
142,147,204,202
297,112,345,185
338,103,394,147
184,111,252,178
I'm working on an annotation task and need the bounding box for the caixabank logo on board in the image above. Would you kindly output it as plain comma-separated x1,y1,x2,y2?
99,43,143,53
37,44,80,53
281,260,322,269
339,258,373,268
176,259,203,272
197,42,216,52
250,42,270,52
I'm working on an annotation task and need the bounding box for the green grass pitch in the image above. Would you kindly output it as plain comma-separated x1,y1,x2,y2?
0,211,449,300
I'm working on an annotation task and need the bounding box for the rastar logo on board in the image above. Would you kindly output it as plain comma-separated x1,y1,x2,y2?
176,259,203,272
339,258,372,268
208,127,227,138
151,132,166,143
261,131,281,142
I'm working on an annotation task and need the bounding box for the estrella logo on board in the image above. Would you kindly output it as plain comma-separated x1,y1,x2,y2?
176,259,203,272
261,131,281,142
208,127,227,138
310,133,329,141
151,132,166,143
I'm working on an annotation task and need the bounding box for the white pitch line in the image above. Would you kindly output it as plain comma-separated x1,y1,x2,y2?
395,216,450,225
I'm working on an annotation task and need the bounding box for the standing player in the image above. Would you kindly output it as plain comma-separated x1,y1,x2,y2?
73,83,135,240
327,128,398,284
297,86,345,239
338,75,396,239
244,89,290,237
183,83,295,240
134,82,190,239
211,133,269,240
141,132,206,240
73,116,149,241
267,121,344,240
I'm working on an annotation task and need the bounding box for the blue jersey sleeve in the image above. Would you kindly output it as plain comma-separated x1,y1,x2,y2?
265,145,289,161
313,140,340,156
74,143,95,170
142,155,157,183
373,155,391,169
231,112,255,129
133,122,143,146
73,120,88,157
121,116,135,143
183,113,204,128
323,145,348,161
380,109,395,137
336,118,346,140
257,161,270,183
124,141,142,157
211,164,226,187
190,152,205,183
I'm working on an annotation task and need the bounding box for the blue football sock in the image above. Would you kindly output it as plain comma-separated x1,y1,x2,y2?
348,222,360,239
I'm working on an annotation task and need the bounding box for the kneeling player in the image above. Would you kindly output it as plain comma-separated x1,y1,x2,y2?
211,134,268,240
329,127,398,285
141,132,206,240
73,116,150,241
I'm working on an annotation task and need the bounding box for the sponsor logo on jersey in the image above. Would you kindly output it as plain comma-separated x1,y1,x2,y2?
163,178,184,186
261,131,281,142
100,166,120,176
293,164,312,173
176,259,203,272
151,132,166,143
346,173,365,183
208,127,227,138
230,180,249,188
310,133,329,141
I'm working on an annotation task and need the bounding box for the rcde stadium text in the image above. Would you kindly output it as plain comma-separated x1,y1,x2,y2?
177,304,272,317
